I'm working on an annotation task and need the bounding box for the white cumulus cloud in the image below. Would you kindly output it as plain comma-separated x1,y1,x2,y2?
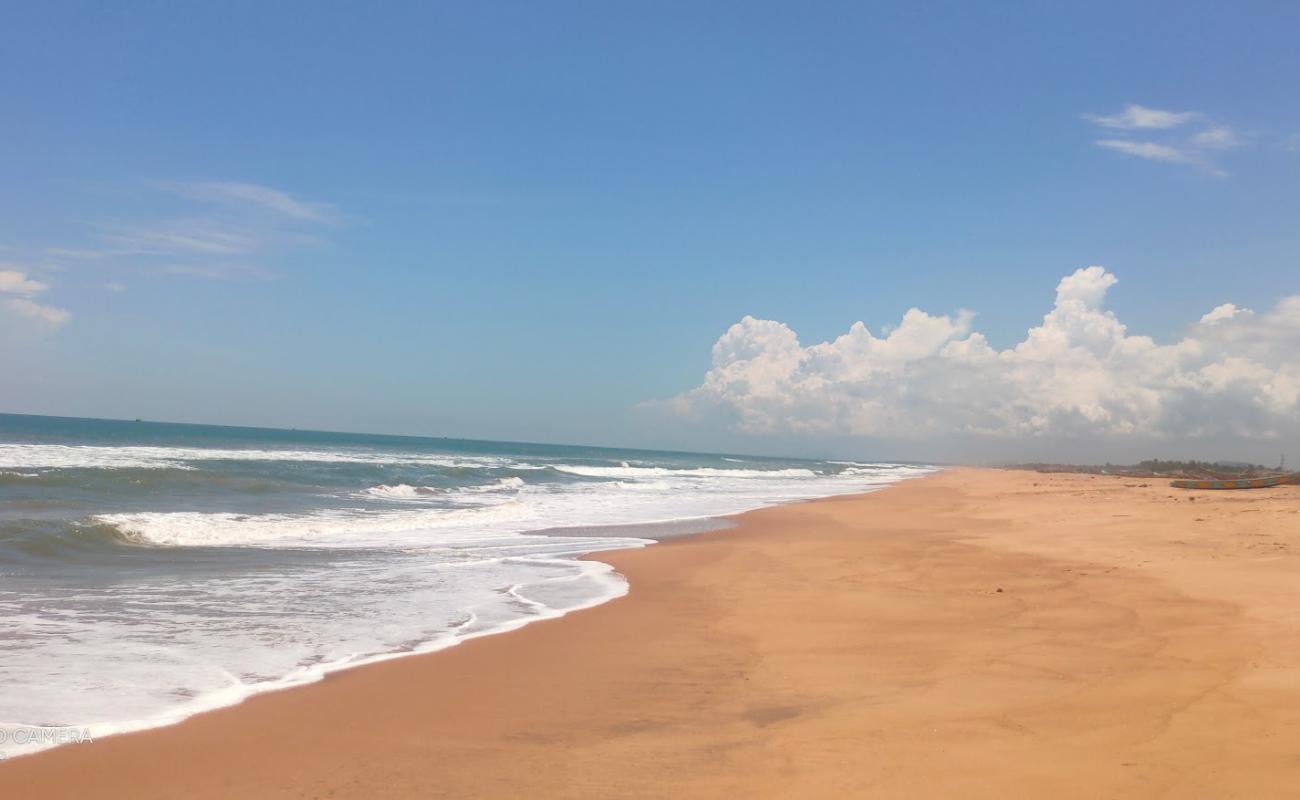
0,268,50,296
656,267,1300,444
0,267,70,332
6,296,71,327
1200,303,1249,324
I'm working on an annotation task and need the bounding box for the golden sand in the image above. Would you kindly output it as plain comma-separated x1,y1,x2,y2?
4,469,1300,798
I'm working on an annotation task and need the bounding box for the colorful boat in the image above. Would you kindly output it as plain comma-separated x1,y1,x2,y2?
1170,473,1299,490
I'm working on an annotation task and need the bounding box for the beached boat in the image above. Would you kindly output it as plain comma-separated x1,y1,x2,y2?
1170,473,1299,490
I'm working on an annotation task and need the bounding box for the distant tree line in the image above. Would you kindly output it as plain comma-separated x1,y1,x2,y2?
1008,459,1279,478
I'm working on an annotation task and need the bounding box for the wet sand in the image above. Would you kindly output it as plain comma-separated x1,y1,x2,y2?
5,468,1300,798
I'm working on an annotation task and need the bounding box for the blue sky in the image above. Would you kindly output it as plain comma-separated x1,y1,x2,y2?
2,2,1298,460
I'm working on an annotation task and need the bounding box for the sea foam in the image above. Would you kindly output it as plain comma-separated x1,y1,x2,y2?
0,424,933,760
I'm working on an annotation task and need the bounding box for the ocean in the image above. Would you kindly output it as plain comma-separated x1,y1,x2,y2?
0,413,931,756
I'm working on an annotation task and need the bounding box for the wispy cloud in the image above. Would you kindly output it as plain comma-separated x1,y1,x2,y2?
1086,104,1243,175
1192,126,1242,150
101,218,264,257
32,180,342,289
152,264,276,281
44,247,109,260
1086,104,1198,130
153,181,340,224
1095,139,1200,165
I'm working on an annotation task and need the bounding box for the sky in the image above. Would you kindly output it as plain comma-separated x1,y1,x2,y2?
2,2,1298,463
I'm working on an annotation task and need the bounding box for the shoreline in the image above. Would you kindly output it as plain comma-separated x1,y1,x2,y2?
0,476,912,762
6,468,1300,797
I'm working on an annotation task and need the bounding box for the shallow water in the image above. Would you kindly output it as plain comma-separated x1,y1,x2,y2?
0,414,931,755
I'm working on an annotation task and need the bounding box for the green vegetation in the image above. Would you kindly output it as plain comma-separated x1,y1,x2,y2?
1009,460,1279,478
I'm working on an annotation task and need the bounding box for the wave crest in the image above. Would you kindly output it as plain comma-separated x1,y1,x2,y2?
94,501,532,548
363,477,526,501
552,464,817,479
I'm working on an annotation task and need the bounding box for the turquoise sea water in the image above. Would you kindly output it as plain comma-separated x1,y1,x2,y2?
0,413,931,756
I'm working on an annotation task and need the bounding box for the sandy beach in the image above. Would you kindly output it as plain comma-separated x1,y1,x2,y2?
5,467,1300,798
